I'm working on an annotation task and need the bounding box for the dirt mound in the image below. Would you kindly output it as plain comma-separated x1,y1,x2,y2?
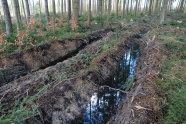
0,28,111,85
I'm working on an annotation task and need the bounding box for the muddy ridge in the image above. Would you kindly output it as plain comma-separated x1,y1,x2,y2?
0,28,112,85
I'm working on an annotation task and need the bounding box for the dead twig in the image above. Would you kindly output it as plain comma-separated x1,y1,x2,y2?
101,85,128,93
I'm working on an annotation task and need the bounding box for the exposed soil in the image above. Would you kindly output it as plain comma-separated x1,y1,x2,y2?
0,25,149,123
0,28,112,85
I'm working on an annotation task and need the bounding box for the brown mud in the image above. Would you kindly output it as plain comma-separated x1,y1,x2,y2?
0,28,112,85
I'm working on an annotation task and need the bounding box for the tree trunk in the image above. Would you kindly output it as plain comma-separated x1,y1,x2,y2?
44,0,50,27
64,0,66,13
159,0,168,24
148,0,152,16
138,0,141,12
13,0,20,30
1,0,13,35
99,0,102,21
135,0,138,16
127,0,129,14
32,0,34,13
11,0,14,17
68,0,71,25
88,0,91,26
179,0,184,13
169,0,173,11
97,0,99,14
157,0,162,13
153,0,158,14
21,0,26,23
130,0,132,13
39,0,42,21
107,0,111,21
116,0,119,16
25,0,30,22
72,0,79,24
52,0,56,33
61,0,63,19
15,0,21,22
123,0,126,15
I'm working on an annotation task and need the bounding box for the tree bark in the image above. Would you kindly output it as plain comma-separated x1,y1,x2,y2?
88,0,91,26
135,0,138,16
157,0,162,13
21,0,26,23
72,0,79,24
61,0,63,19
179,0,184,13
99,0,102,21
107,0,111,21
39,0,42,21
153,0,158,14
130,0,132,13
52,0,56,33
68,0,71,25
1,0,13,35
25,0,30,22
116,0,119,16
44,0,50,27
159,0,169,24
64,0,66,13
13,0,20,30
127,0,129,14
123,0,126,15
148,0,152,16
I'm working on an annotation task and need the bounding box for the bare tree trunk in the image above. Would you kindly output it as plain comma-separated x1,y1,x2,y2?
21,0,26,23
179,0,184,13
61,0,63,19
44,0,50,27
52,0,56,33
13,0,20,30
68,0,71,25
72,0,79,24
148,0,152,16
1,0,13,35
32,0,34,13
88,0,91,26
123,0,126,15
39,0,42,21
11,0,14,17
15,0,21,22
130,0,132,13
159,0,168,24
99,0,102,20
107,0,111,21
64,0,66,13
97,0,99,14
153,0,158,14
135,0,138,16
25,0,30,22
157,0,162,13
127,0,129,14
116,0,119,16
169,0,173,11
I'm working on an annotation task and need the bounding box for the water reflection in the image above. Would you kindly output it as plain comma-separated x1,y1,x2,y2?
71,43,140,124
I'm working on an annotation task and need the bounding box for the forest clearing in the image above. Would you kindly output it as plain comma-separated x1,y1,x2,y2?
0,0,186,124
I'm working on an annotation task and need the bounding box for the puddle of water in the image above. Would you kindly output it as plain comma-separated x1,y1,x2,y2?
70,42,140,124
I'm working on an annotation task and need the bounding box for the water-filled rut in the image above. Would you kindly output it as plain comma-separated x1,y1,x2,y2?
71,42,140,124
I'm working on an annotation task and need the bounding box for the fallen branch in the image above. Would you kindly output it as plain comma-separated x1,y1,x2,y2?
101,85,128,93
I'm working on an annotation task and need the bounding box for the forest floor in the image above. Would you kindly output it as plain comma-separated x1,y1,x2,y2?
0,11,186,124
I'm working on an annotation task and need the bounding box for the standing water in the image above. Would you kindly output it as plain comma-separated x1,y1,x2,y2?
71,42,140,124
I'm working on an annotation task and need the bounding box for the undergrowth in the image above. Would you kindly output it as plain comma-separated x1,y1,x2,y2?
153,16,186,123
